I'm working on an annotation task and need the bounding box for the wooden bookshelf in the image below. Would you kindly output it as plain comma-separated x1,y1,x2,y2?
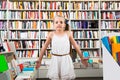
0,0,120,78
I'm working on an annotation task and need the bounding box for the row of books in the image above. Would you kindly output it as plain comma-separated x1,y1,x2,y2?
8,11,69,20
13,41,39,49
0,11,7,19
16,50,38,58
0,11,118,20
101,12,119,19
70,11,98,19
39,11,69,19
40,1,69,10
2,21,119,30
1,11,118,20
9,21,39,29
101,1,120,10
9,31,39,39
76,40,100,48
1,10,118,21
71,21,98,29
40,1,99,10
1,1,120,10
101,21,120,29
40,11,98,20
8,11,39,19
73,31,98,39
8,1,39,10
0,40,39,52
70,1,99,10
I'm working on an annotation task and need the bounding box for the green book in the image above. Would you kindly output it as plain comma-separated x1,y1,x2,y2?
0,55,8,72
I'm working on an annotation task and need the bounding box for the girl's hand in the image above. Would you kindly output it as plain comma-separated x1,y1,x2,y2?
35,60,41,69
81,58,89,67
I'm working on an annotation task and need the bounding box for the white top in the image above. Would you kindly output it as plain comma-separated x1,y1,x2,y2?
51,33,70,54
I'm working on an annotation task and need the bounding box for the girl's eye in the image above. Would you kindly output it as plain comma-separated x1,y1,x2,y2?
55,21,58,24
60,21,63,24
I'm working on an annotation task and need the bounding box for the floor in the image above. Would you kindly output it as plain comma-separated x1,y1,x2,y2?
36,77,103,80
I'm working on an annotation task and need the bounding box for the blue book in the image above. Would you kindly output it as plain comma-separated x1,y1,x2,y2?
22,67,34,71
116,36,120,43
82,51,89,58
82,21,88,29
101,36,111,54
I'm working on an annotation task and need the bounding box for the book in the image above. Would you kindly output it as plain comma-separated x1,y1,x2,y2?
101,36,111,54
82,51,89,60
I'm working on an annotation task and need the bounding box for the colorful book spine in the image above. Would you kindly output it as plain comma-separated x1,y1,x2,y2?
101,36,111,54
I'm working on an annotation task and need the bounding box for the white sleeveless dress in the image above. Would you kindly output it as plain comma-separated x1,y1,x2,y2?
47,33,76,80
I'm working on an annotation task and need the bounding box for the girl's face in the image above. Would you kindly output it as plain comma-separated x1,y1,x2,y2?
53,16,66,31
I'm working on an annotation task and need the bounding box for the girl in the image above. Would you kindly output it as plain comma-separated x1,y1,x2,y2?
36,15,88,80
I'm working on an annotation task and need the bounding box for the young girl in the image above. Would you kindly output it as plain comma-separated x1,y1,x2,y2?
36,15,88,80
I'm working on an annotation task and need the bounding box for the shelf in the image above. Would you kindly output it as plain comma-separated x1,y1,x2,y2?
16,48,39,50
8,19,39,21
9,29,39,31
0,51,13,54
9,9,39,11
9,39,39,41
1,0,119,78
37,68,103,78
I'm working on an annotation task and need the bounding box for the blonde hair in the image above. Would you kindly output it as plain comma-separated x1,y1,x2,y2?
53,15,70,31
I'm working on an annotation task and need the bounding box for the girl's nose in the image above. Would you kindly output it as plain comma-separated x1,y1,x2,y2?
58,22,61,25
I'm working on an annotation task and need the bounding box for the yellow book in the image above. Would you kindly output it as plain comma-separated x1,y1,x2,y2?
75,10,78,19
110,36,117,43
19,2,23,9
16,21,18,29
47,21,50,29
117,21,120,28
22,11,26,19
50,12,54,19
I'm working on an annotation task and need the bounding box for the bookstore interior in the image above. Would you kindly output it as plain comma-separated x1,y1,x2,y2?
0,0,120,80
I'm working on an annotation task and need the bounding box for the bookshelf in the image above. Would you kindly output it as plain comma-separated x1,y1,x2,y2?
7,0,40,62
0,51,16,80
0,0,120,78
69,0,101,64
100,0,120,36
0,0,8,41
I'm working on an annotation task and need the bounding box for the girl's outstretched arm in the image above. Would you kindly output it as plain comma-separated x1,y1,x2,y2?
35,32,52,69
69,32,88,67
